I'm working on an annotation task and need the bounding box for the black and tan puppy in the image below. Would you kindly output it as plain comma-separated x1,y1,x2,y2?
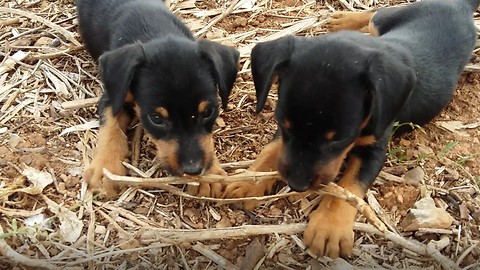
76,0,239,196
223,0,479,259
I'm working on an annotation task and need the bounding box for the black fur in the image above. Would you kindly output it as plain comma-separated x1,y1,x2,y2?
252,0,479,191
76,0,240,175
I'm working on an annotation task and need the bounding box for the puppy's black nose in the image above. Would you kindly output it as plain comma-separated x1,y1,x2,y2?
287,180,310,192
182,161,203,175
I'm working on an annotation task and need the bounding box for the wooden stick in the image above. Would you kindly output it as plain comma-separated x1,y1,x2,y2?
140,222,458,270
104,169,386,233
192,242,239,270
104,168,282,185
61,97,100,110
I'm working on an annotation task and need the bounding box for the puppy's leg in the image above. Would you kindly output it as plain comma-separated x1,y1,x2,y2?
303,138,387,259
327,11,379,36
223,139,282,211
303,156,366,259
83,106,130,197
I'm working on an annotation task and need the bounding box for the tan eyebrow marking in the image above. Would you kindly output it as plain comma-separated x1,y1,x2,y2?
155,107,169,118
325,130,337,140
198,100,209,113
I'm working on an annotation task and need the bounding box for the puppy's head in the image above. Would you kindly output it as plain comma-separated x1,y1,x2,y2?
98,38,239,175
252,33,415,191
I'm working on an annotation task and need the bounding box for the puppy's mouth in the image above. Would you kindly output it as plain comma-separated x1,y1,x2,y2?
311,173,341,189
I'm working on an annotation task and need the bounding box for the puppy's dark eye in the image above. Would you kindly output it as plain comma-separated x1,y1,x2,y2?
201,107,215,120
148,113,167,127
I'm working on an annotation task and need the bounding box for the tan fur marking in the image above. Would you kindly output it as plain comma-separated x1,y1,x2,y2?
154,139,180,174
313,143,355,185
155,107,169,119
198,101,210,113
360,115,371,129
199,134,215,169
355,135,376,146
328,11,375,32
125,91,135,103
83,106,129,197
368,19,380,36
325,130,337,141
337,157,365,196
303,157,366,258
249,139,283,172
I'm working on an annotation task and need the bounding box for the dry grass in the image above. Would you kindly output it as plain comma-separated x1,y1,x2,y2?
1,0,480,269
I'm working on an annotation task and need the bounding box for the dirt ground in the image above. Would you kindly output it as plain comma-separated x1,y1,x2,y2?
0,0,480,269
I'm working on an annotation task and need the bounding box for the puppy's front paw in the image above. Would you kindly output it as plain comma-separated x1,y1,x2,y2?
83,154,126,197
303,196,356,259
327,11,370,32
223,179,276,211
189,164,226,198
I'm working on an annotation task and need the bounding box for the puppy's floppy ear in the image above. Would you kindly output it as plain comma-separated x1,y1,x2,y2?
251,35,295,113
198,40,240,109
98,42,146,115
364,51,416,137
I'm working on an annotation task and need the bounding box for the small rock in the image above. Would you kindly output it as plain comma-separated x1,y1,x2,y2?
399,138,411,147
403,167,424,186
400,197,454,231
8,134,24,149
417,145,434,156
50,38,61,47
215,216,232,228
34,36,53,47
215,117,226,128
95,225,106,234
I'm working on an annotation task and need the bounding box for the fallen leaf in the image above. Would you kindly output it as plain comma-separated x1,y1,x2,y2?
6,166,54,195
239,238,265,270
24,213,50,231
42,195,83,243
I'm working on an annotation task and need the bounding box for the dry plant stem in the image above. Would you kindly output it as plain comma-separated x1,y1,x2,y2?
0,225,60,270
0,17,20,27
105,170,303,203
192,242,239,270
105,170,386,233
28,46,84,61
140,223,457,270
61,97,100,110
0,7,81,46
464,64,480,72
140,223,307,244
220,160,254,170
63,243,172,266
107,170,455,268
195,0,241,38
104,168,282,185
